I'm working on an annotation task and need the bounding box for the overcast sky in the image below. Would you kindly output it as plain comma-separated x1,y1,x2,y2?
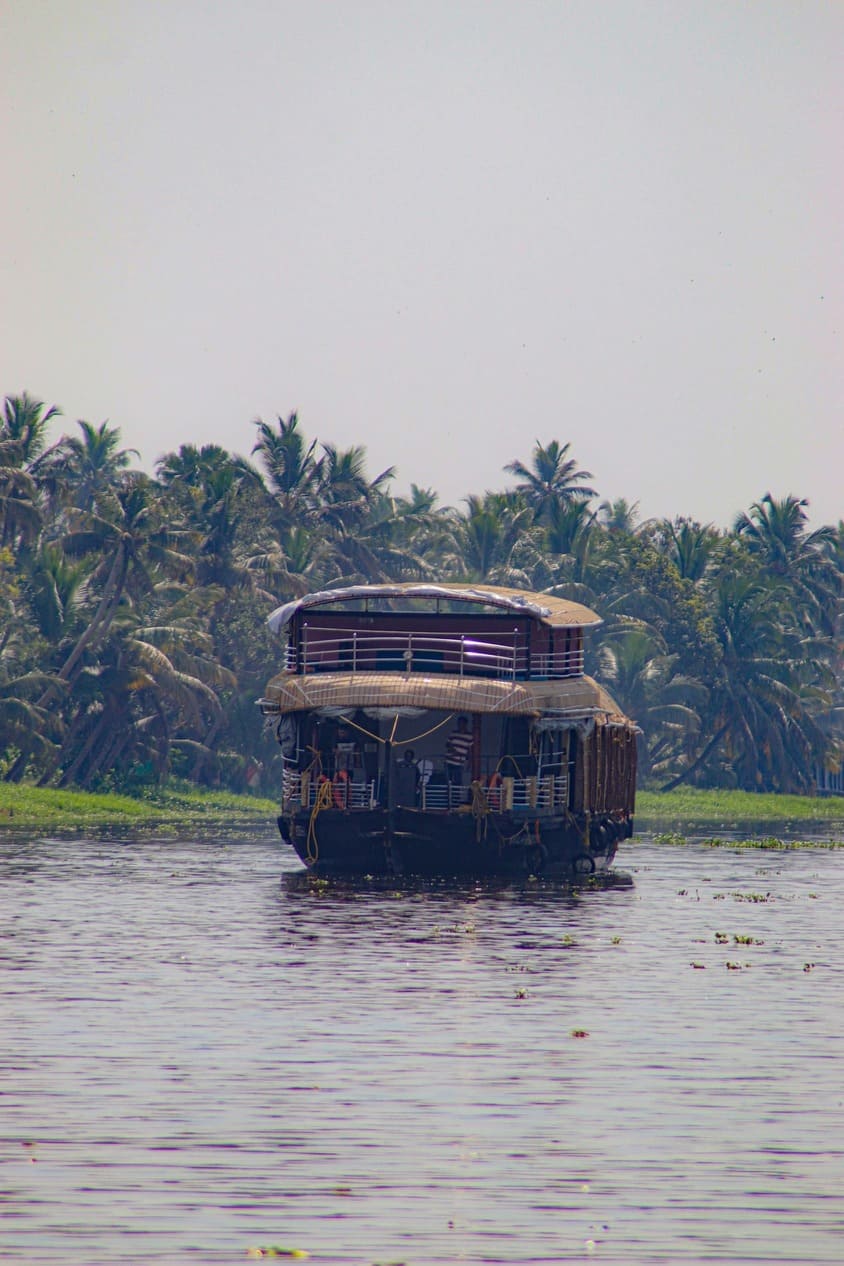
2,1,841,527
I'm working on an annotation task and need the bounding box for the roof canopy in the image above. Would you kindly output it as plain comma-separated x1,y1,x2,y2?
261,670,628,721
267,583,601,636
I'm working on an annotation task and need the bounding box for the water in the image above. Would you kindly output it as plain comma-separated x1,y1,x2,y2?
2,831,843,1265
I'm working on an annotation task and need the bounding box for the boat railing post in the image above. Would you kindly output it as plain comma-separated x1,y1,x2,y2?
352,630,357,673
527,776,537,808
302,622,309,674
459,635,464,678
502,776,514,811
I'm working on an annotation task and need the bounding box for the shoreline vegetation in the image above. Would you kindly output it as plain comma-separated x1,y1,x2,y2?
2,395,841,804
0,783,277,832
0,784,842,841
636,787,844,847
636,787,844,828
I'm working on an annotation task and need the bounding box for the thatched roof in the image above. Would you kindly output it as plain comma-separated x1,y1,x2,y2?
267,582,601,636
261,670,628,722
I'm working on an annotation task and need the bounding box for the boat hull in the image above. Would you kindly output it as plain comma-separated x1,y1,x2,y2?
278,806,632,878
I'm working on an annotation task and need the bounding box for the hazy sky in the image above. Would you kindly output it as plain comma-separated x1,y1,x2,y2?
2,1,842,526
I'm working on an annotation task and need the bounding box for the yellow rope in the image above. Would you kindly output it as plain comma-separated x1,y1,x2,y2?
401,714,455,745
306,778,333,864
494,754,524,778
337,712,455,748
338,715,383,744
469,779,490,841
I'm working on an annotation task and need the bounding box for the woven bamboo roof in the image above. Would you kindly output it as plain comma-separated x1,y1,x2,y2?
261,670,629,722
267,582,601,636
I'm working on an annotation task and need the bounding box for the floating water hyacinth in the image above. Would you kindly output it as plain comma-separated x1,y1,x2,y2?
246,1248,310,1260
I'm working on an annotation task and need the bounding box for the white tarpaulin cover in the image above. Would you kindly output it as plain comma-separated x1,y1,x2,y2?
267,582,601,635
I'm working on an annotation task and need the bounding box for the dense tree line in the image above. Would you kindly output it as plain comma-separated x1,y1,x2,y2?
1,392,841,795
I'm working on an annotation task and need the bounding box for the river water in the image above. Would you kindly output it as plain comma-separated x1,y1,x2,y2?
2,830,843,1265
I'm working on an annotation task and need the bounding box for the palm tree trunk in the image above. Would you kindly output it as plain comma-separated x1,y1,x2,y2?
191,714,223,781
660,721,729,792
80,711,129,788
57,712,110,788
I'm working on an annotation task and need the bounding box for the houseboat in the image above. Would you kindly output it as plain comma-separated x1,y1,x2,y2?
260,583,637,877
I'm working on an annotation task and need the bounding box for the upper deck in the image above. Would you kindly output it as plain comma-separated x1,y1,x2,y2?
267,583,601,683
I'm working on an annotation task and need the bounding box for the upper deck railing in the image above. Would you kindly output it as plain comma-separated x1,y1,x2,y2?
284,622,584,680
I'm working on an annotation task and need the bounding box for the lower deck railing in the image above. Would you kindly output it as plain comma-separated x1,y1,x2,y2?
281,767,570,812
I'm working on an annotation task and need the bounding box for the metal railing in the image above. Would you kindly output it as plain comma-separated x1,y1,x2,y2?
528,648,585,677
282,623,583,679
281,767,569,813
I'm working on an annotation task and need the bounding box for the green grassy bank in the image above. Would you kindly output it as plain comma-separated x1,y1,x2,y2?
0,783,278,832
636,787,844,833
0,783,842,836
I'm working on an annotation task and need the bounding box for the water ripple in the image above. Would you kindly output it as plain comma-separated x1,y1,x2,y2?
2,834,842,1263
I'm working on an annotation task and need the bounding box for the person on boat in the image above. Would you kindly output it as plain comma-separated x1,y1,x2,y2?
416,756,433,788
316,716,338,777
335,725,357,774
395,748,420,806
445,716,473,799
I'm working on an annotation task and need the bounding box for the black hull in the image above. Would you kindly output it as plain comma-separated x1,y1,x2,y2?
278,807,632,878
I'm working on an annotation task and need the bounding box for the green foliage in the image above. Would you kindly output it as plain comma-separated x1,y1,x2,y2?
638,788,844,825
1,392,841,797
0,781,276,828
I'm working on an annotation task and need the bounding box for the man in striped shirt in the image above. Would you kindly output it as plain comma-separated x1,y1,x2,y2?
445,716,473,800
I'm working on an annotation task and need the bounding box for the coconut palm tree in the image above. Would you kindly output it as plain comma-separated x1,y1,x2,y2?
315,443,395,530
504,440,595,525
22,542,89,643
53,612,235,789
36,419,140,513
46,475,192,697
662,568,833,792
598,497,641,534
655,518,720,584
157,443,264,589
0,671,64,777
596,621,706,780
252,412,322,527
544,498,597,559
1,392,60,464
0,393,60,548
734,493,839,635
443,493,536,585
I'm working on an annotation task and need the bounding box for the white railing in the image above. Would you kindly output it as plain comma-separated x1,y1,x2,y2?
297,623,527,679
282,623,584,680
529,648,584,677
282,769,378,810
282,767,569,813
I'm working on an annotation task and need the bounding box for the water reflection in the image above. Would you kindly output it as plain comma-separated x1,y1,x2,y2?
1,832,842,1264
